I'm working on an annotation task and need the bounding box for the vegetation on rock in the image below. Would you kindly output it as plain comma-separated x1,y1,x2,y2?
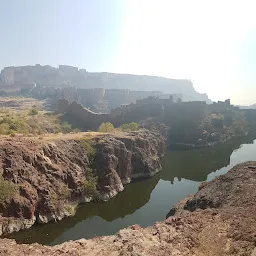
98,122,115,133
79,137,96,161
0,176,16,204
60,121,72,134
169,107,249,147
84,168,98,197
211,113,225,129
50,183,70,213
0,109,75,135
229,112,249,135
97,121,139,133
120,122,138,132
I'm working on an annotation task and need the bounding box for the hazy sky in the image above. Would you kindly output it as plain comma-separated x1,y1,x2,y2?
1,0,255,104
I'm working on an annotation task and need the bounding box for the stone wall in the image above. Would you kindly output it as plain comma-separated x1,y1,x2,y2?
60,101,110,129
58,98,250,149
77,88,105,107
104,89,130,109
58,98,208,130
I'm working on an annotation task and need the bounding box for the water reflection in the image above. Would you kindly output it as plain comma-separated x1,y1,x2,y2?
5,135,256,245
5,174,161,245
161,135,254,182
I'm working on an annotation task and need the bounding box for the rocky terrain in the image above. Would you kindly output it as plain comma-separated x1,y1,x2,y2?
0,129,165,235
0,161,255,255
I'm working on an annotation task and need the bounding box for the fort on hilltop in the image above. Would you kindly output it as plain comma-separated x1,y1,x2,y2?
0,65,211,109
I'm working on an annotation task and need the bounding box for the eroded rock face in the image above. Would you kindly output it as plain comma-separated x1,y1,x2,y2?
0,138,89,234
92,130,165,200
0,130,165,235
0,161,255,255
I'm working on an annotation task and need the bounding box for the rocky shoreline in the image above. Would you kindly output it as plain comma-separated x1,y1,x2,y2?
0,130,166,235
0,161,255,255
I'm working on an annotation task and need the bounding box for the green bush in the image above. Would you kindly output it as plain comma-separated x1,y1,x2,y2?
128,122,138,131
29,108,39,115
98,122,115,133
61,121,72,134
120,122,138,132
211,114,224,129
72,128,81,133
231,118,248,135
0,123,10,134
120,123,129,132
80,138,96,160
50,183,70,212
84,168,98,197
0,109,75,136
0,176,16,203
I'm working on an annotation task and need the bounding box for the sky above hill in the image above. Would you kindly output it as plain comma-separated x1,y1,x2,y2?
0,0,255,105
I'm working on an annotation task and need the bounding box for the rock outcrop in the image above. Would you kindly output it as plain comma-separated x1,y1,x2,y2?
0,130,165,235
0,161,255,255
92,131,165,200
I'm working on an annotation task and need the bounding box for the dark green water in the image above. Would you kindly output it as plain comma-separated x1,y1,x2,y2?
6,136,256,245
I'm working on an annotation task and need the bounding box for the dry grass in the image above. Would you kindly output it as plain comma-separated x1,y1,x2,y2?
0,95,76,136
0,96,43,111
0,108,63,135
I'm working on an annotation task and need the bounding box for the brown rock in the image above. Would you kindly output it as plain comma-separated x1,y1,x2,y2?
0,130,165,234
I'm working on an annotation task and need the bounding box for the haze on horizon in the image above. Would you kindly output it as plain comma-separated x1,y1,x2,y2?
0,0,255,105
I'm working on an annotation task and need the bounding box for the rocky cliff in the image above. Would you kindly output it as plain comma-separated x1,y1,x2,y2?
0,130,165,235
0,161,255,255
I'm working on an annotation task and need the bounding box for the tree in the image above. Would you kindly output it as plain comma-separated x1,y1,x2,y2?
98,122,115,133
211,113,224,129
120,122,138,132
120,123,130,132
231,118,248,135
61,121,72,133
128,122,138,131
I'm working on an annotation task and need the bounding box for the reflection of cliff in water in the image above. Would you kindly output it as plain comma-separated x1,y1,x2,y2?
161,135,255,183
6,173,160,245
86,174,161,222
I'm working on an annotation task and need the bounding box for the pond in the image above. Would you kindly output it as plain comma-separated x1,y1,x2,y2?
6,135,256,245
